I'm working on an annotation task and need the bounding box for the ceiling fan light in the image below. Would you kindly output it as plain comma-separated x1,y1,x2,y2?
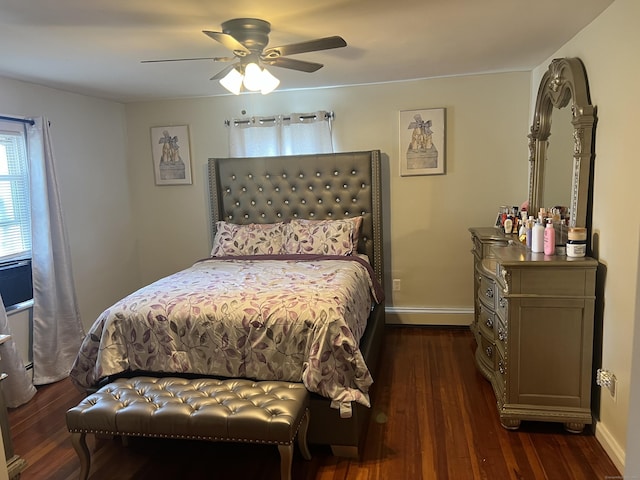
260,68,280,95
242,62,264,91
219,67,243,95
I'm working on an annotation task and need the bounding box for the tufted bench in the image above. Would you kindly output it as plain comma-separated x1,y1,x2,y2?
66,377,311,480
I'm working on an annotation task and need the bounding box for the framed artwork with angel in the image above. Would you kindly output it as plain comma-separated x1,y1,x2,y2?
150,125,193,185
399,108,446,176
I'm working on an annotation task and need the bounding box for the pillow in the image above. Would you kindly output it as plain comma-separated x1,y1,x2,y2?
211,221,285,256
283,217,363,256
296,216,363,250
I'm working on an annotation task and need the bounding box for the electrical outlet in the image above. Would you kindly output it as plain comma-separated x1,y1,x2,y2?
392,279,401,291
596,368,617,400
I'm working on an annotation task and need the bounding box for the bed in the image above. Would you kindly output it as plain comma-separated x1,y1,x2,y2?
70,150,386,458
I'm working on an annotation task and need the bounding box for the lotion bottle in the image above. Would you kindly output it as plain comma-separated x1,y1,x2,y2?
526,216,534,249
503,217,513,234
544,219,556,255
532,219,544,253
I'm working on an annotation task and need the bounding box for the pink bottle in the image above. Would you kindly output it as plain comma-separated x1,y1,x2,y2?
544,220,556,256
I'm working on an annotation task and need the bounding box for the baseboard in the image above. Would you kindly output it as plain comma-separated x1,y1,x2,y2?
594,419,625,474
385,306,473,326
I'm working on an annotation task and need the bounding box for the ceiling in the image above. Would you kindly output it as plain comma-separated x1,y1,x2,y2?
0,0,613,103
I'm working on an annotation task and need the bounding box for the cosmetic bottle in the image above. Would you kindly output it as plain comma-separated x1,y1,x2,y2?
518,221,527,244
520,211,528,225
526,216,534,249
544,219,555,255
531,219,544,253
500,206,508,227
504,217,513,234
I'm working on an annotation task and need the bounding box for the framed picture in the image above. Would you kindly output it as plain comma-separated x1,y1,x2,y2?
150,125,193,185
399,108,446,176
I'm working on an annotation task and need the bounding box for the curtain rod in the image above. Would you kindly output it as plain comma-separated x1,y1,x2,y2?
0,115,35,126
225,111,333,126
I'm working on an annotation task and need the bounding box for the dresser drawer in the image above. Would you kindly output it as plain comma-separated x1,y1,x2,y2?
472,235,507,259
478,303,496,339
478,273,497,310
478,331,496,372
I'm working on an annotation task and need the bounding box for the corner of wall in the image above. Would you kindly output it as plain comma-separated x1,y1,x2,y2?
595,419,625,474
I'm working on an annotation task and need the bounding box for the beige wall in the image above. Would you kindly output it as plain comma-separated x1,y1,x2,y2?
125,72,531,326
531,0,640,474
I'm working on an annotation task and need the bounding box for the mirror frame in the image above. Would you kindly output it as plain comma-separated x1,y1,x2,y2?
528,57,597,229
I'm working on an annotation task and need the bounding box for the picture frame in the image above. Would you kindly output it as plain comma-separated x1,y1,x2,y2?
399,108,446,176
150,125,193,185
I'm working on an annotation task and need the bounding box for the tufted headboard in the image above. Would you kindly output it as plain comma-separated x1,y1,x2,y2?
208,150,384,288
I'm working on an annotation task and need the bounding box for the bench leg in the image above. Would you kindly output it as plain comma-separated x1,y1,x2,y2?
277,444,293,480
278,408,312,480
70,432,90,480
298,409,311,460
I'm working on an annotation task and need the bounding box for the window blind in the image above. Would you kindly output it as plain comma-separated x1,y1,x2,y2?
0,122,31,264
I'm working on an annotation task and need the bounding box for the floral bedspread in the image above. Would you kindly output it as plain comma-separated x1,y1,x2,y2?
70,255,383,416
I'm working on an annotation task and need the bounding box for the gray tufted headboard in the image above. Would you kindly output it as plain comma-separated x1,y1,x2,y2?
208,150,384,288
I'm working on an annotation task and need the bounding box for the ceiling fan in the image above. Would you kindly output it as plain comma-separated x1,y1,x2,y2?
142,18,347,94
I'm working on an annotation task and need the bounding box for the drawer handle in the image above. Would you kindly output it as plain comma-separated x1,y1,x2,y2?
485,317,493,329
498,327,506,342
498,360,506,374
485,346,493,358
499,297,507,308
485,287,494,299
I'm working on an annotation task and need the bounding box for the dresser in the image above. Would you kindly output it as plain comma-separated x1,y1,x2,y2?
469,227,597,432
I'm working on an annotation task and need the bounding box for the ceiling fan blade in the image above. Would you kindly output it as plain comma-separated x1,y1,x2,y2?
210,64,237,81
266,57,324,73
262,36,346,59
141,57,232,63
203,30,251,56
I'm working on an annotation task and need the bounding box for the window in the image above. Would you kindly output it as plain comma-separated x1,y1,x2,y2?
0,121,32,307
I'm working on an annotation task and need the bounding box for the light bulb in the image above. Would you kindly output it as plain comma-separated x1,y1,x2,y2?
242,63,263,91
219,67,243,95
260,68,280,95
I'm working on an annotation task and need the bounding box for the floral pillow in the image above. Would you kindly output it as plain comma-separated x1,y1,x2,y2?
211,221,285,256
297,217,363,250
283,217,363,256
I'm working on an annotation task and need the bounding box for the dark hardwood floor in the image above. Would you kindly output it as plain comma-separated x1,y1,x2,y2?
8,326,621,479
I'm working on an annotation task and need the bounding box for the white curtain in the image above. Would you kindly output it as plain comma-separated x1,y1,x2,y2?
28,117,85,385
229,111,334,157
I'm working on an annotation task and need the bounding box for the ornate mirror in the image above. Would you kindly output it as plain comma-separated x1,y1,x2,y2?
528,57,597,232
